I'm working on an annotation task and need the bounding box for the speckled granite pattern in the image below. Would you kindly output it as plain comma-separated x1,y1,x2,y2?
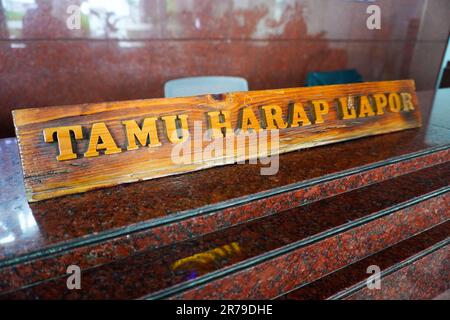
1,164,448,299
346,244,450,300
280,222,449,300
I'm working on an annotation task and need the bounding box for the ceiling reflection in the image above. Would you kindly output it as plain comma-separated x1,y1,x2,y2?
0,201,40,249
2,0,426,40
425,89,450,146
0,222,15,244
0,138,42,257
3,0,149,38
2,0,228,39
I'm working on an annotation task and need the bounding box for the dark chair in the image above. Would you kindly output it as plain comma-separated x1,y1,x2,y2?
306,69,363,86
439,61,450,88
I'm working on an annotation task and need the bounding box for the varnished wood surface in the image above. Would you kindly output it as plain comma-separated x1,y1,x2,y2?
13,80,421,201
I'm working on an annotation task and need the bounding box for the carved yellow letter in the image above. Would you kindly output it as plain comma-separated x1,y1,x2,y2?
43,125,83,161
289,102,311,127
122,117,161,151
311,100,329,124
161,114,189,143
358,95,375,117
239,107,261,132
388,93,402,112
373,93,388,115
400,92,415,111
261,105,287,129
84,122,122,158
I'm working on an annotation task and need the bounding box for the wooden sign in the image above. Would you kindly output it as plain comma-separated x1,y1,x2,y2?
13,80,421,202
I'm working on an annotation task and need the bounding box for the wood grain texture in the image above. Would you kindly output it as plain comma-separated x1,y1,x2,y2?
13,80,422,202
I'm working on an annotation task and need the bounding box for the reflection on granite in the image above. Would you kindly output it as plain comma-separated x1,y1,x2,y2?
0,138,23,203
171,242,242,282
1,163,449,299
0,138,43,259
0,0,432,41
426,89,450,145
172,197,449,300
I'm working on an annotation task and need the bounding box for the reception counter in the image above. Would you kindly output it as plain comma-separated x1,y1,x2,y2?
0,90,449,299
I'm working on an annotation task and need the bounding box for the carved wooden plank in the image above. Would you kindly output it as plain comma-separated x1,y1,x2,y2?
13,80,421,202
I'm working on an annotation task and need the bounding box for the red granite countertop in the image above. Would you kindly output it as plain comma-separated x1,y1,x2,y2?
0,89,449,267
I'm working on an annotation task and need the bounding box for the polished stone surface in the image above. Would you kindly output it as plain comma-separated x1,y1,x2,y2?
1,164,449,299
281,222,450,300
346,245,449,300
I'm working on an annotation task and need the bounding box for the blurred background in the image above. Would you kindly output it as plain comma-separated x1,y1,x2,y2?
0,0,449,138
